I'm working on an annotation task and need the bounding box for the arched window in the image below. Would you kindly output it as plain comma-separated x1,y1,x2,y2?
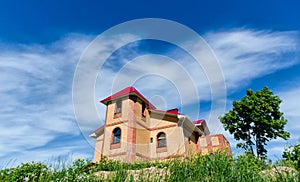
157,132,166,148
112,127,121,144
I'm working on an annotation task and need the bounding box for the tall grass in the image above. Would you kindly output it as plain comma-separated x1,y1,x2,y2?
0,152,298,181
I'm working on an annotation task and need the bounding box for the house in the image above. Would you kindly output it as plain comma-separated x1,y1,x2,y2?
90,86,231,163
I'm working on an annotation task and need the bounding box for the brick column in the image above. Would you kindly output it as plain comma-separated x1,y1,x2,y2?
126,99,136,162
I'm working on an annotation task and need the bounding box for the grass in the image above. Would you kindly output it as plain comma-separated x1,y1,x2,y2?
0,152,299,181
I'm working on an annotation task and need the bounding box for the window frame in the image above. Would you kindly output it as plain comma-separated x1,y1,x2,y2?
110,127,121,149
114,100,122,118
156,132,167,153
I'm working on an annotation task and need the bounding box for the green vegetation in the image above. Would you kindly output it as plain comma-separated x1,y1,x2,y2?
282,143,300,171
219,87,290,159
1,152,299,181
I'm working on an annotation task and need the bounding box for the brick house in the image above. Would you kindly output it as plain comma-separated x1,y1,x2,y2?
90,87,231,163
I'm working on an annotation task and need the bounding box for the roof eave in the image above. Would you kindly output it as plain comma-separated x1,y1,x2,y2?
89,133,97,138
89,125,104,138
178,115,204,135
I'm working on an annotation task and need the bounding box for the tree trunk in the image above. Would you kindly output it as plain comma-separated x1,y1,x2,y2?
248,130,255,156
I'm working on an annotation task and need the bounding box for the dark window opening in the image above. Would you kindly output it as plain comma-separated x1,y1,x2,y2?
194,132,200,144
112,127,121,144
129,95,137,102
157,132,166,148
142,102,146,118
115,100,122,114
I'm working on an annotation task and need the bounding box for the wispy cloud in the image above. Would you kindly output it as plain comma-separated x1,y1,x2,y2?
0,138,93,167
278,85,300,145
205,29,299,91
201,29,299,159
116,29,299,127
0,34,94,164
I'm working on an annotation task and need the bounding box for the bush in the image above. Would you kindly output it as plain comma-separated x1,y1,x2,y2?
0,161,49,182
282,143,300,170
0,152,298,181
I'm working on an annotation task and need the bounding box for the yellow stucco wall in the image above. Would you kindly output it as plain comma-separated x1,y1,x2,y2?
135,98,151,129
106,99,130,125
149,126,185,159
185,137,197,156
149,113,178,128
135,125,150,157
93,134,104,162
102,123,128,160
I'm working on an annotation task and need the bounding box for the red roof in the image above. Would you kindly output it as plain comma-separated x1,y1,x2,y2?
192,119,205,125
100,86,156,109
149,108,179,115
166,108,179,114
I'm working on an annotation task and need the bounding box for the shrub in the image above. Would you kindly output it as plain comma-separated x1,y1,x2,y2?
282,143,300,170
0,152,299,181
0,161,49,181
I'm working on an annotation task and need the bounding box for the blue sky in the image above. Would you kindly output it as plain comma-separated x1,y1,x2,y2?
1,0,300,166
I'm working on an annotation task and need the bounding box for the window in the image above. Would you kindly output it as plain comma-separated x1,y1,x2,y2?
115,100,122,114
112,127,121,144
142,102,146,117
114,100,122,119
157,132,166,148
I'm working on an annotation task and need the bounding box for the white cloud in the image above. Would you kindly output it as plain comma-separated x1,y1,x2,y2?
0,139,94,168
279,86,300,117
0,34,94,162
205,29,299,91
80,29,300,126
278,85,300,142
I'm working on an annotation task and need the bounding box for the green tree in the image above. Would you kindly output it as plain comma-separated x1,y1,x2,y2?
282,143,300,170
219,86,290,159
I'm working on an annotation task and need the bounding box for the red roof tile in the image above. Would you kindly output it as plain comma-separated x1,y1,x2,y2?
166,108,179,114
149,108,179,116
192,119,205,125
100,86,156,109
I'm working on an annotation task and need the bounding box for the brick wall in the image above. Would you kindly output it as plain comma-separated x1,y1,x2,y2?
197,134,231,155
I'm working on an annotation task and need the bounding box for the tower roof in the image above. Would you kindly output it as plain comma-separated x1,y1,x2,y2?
100,86,156,109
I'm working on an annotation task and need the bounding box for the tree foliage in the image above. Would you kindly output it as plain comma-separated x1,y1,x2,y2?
219,87,290,159
282,143,300,170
